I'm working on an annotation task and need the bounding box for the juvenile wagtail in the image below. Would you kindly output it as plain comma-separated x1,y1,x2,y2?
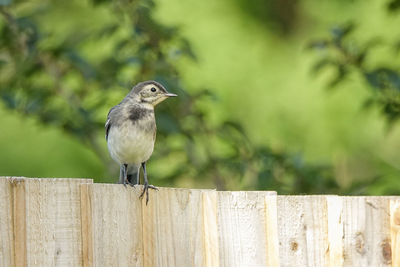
105,81,177,203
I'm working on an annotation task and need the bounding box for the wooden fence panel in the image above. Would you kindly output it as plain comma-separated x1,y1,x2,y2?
202,191,220,266
391,199,400,267
11,177,26,267
277,196,329,267
217,191,278,267
0,177,14,267
142,188,218,267
2,177,400,267
326,195,344,266
342,197,392,267
1,178,93,267
81,184,144,267
24,178,92,267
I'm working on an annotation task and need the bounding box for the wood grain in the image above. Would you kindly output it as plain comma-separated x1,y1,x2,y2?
24,178,92,266
327,195,344,267
88,184,143,267
1,177,400,267
265,195,280,267
142,187,216,267
277,195,329,267
342,197,392,267
0,177,15,267
11,177,27,267
391,199,400,267
202,191,219,267
80,184,94,267
217,191,277,267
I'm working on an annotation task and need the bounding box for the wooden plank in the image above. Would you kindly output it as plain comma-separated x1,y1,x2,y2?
217,191,278,267
202,191,220,266
265,195,280,267
327,196,344,266
80,184,94,267
391,199,400,267
142,187,217,267
23,178,92,266
277,195,329,267
0,177,15,267
342,197,392,267
11,177,27,267
89,184,143,267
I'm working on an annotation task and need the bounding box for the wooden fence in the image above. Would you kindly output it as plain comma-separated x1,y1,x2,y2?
0,177,399,266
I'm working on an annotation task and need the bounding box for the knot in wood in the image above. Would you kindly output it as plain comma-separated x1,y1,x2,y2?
381,238,391,264
355,232,365,255
290,240,298,252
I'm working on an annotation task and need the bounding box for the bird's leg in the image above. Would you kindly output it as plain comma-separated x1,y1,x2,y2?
139,162,158,204
118,165,124,184
122,163,128,187
136,165,141,185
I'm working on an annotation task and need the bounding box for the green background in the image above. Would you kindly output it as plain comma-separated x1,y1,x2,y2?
1,0,400,194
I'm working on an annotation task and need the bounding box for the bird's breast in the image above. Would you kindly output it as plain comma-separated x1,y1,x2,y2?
107,113,156,165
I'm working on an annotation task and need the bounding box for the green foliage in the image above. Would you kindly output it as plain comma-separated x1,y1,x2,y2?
0,0,349,193
233,0,299,34
309,21,400,125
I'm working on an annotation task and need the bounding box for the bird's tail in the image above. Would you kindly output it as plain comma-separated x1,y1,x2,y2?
119,164,140,184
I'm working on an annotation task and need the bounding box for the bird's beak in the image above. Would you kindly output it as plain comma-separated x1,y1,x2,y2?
165,92,177,97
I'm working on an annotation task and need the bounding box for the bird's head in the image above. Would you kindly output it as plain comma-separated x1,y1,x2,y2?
130,80,177,106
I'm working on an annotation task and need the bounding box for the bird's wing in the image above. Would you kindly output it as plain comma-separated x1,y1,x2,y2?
105,105,117,141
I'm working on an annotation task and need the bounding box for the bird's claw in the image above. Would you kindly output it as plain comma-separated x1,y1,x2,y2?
139,183,158,205
119,179,135,188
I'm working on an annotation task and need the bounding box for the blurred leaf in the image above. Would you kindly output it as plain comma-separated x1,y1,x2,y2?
388,0,400,12
311,59,334,73
307,40,329,50
0,59,7,67
233,0,300,35
328,65,347,88
0,0,11,6
96,24,119,37
1,92,17,108
310,22,400,126
364,68,400,91
64,50,97,79
330,23,354,43
91,0,111,5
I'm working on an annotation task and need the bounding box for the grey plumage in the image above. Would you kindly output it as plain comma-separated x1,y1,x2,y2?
105,80,176,203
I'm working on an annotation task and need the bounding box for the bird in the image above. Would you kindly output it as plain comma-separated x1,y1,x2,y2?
105,80,177,203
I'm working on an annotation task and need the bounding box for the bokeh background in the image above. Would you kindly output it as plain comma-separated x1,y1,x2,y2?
1,0,400,194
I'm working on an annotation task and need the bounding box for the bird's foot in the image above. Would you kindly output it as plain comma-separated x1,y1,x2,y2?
128,181,136,187
117,180,135,188
139,182,158,205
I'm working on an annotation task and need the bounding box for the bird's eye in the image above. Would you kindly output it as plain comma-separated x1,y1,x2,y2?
151,87,157,92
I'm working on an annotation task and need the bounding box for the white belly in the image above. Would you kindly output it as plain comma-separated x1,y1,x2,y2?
107,123,155,165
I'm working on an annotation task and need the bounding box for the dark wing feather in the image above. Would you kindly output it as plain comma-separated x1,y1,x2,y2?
105,105,117,141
